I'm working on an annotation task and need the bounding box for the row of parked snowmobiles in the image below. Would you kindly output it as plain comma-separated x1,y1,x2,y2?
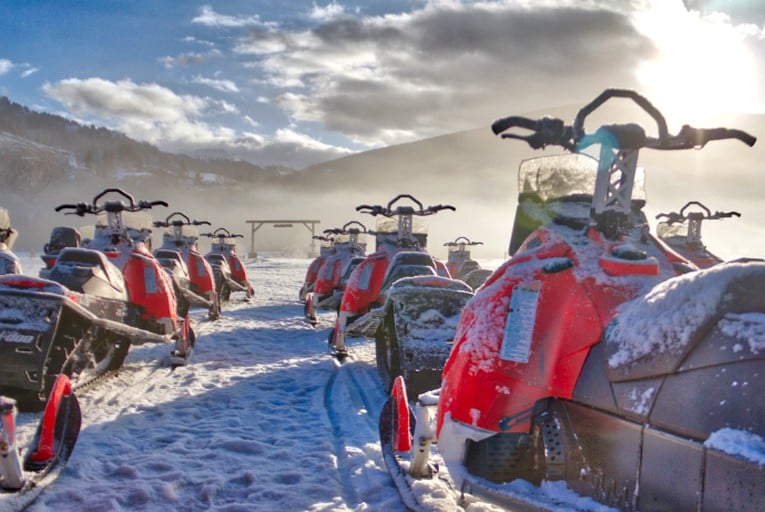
0,188,255,497
300,195,497,401
298,89,764,511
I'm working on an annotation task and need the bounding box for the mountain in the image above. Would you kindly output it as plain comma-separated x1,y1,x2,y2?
0,96,287,195
1,96,763,261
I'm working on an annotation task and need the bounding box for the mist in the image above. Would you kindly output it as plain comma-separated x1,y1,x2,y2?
5,106,764,265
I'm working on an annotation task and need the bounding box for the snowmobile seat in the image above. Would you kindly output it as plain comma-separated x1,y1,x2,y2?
43,227,81,255
455,260,480,281
51,248,127,299
379,264,436,301
388,251,435,270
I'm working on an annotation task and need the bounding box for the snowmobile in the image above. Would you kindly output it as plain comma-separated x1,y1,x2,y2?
443,236,482,278
202,228,254,302
299,235,334,303
443,236,492,290
153,212,220,320
331,195,474,396
0,208,22,276
656,201,740,268
0,375,81,502
0,188,193,410
304,221,369,325
380,89,763,511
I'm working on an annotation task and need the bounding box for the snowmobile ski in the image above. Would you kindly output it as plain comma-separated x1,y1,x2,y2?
1,375,81,511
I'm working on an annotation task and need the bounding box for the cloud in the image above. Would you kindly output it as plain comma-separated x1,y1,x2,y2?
228,0,765,148
309,1,347,21
20,67,39,78
158,49,223,69
192,5,270,28
42,77,353,169
235,1,657,146
0,59,13,75
191,75,240,93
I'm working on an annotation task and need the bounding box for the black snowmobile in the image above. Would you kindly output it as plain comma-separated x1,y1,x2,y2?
0,189,178,410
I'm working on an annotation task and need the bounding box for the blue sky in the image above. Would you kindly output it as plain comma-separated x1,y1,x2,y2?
1,0,764,169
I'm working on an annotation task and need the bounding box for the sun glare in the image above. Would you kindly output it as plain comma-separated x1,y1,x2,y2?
634,2,762,126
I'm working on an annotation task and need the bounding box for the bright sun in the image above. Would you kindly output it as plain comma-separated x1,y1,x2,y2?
633,2,762,126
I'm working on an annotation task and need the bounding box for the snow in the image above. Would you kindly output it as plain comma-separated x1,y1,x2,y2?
705,428,765,467
607,261,765,368
719,312,765,354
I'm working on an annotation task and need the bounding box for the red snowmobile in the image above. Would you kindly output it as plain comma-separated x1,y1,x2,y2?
331,196,474,398
443,236,492,290
656,201,740,268
153,212,220,320
330,194,455,357
1,375,81,503
304,221,369,326
299,235,334,303
202,228,254,302
381,89,763,511
0,188,193,409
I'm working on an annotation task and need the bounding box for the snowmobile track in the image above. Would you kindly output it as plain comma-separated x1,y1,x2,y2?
324,362,362,508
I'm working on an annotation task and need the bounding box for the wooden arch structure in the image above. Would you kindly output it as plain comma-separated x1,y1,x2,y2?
245,219,321,258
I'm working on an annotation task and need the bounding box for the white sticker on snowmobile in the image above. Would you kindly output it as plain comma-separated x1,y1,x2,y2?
500,281,541,363
358,264,373,290
144,266,157,293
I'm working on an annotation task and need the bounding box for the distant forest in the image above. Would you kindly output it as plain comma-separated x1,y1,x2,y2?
0,96,291,196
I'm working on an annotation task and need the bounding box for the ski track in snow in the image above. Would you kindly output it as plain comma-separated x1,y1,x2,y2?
10,256,405,512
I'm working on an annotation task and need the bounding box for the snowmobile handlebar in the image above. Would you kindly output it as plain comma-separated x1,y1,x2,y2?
201,228,244,240
656,201,741,224
356,194,456,217
153,211,211,228
492,88,756,152
342,220,367,233
55,188,168,216
444,236,483,247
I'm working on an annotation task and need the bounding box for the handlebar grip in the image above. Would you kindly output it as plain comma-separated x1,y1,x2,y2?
679,126,756,148
193,220,212,226
491,116,537,135
54,203,79,212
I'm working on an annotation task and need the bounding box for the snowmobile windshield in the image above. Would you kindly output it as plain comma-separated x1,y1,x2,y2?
163,225,199,238
518,153,646,203
375,217,428,235
95,211,153,231
508,153,646,255
657,221,688,240
334,233,352,245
